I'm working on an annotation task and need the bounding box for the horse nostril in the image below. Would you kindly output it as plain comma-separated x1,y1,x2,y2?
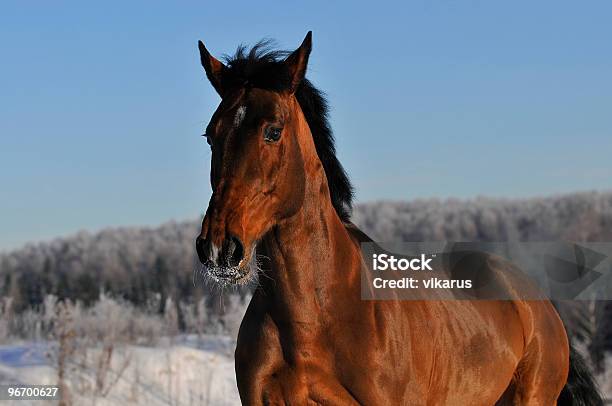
195,236,209,264
223,235,244,268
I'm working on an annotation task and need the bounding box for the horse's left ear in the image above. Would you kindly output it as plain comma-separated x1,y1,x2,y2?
285,31,312,93
198,40,226,96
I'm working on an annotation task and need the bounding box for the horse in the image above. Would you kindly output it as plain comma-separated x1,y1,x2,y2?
194,32,602,405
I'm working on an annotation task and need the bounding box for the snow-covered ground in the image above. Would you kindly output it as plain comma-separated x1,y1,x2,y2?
0,335,240,406
1,336,610,405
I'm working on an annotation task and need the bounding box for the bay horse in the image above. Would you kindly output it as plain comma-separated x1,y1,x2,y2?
195,32,602,405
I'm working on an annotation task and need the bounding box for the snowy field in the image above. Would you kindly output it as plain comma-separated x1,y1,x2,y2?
0,335,240,406
0,336,610,405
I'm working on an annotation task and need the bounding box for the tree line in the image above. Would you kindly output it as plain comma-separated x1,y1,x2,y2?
1,190,611,367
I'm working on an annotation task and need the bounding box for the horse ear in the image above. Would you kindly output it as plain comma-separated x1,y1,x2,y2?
198,40,226,96
284,31,312,93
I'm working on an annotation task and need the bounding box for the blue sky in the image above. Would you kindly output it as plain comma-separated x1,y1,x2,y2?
1,1,611,249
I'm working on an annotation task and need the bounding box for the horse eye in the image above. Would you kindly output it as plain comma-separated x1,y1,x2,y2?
264,126,282,142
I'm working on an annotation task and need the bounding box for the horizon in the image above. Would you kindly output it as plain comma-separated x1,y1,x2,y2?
2,188,609,253
1,1,611,249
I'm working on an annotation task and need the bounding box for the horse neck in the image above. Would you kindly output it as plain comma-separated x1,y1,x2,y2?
262,194,359,322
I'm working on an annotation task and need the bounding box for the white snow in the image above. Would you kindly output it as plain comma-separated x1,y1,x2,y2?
0,335,240,406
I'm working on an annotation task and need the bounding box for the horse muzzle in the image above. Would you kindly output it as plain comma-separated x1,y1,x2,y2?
196,235,254,284
196,234,245,268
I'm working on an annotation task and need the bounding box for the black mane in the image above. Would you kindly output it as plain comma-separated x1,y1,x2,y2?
222,41,354,221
